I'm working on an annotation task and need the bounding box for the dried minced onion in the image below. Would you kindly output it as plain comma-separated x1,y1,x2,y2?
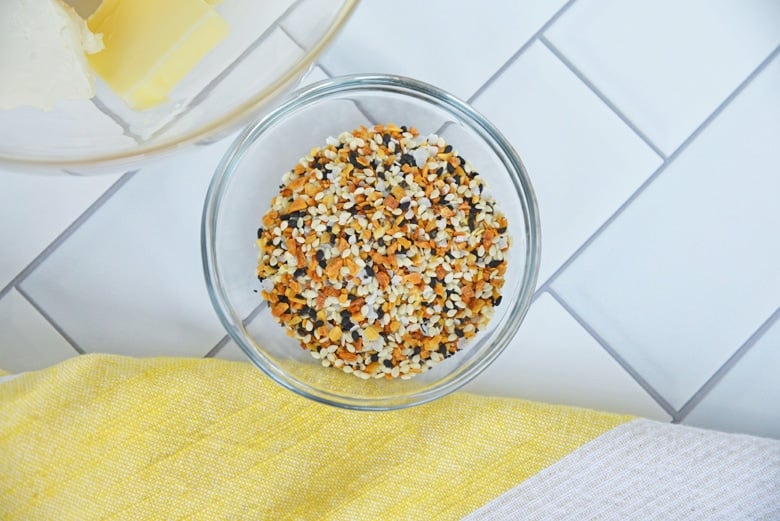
257,124,510,380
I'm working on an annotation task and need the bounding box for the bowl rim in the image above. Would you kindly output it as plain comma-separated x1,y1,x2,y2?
0,0,359,171
202,73,541,410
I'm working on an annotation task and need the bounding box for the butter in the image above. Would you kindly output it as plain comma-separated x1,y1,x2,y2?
87,0,229,110
0,0,103,110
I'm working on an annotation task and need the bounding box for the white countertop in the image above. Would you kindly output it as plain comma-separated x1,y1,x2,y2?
1,0,778,438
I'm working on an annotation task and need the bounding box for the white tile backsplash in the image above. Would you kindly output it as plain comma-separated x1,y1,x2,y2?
465,294,670,420
472,42,662,284
683,312,780,439
0,289,77,373
553,55,780,409
546,0,780,154
0,168,119,290
20,139,235,357
318,0,569,99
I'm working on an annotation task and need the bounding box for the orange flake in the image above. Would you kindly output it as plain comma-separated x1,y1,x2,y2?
329,326,343,343
325,258,343,279
288,198,308,213
271,302,289,318
376,271,390,289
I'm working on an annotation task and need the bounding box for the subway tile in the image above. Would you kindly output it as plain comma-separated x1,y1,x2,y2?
465,293,670,420
0,289,78,373
553,55,780,409
472,42,662,283
20,140,236,358
546,0,780,153
0,167,119,289
318,0,569,99
683,312,780,439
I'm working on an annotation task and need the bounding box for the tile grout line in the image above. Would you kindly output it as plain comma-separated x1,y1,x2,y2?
0,171,137,301
203,334,232,358
538,35,667,160
203,301,269,358
546,288,678,418
15,285,85,355
673,307,780,424
535,45,780,297
466,0,579,104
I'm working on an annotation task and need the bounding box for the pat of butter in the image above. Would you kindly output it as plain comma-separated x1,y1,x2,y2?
87,0,229,110
0,0,103,110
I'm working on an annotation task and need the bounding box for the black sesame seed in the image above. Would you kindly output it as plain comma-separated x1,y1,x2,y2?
376,307,385,319
348,151,362,168
457,155,466,166
256,227,264,239
494,295,503,307
455,328,464,338
364,265,375,277
443,145,453,153
400,125,408,132
412,346,421,356
341,317,354,330
398,200,411,211
438,344,448,355
400,153,415,166
498,226,507,234
487,259,503,269
446,162,455,174
293,268,307,278
382,133,391,146
383,359,394,368
277,294,289,304
468,208,478,230
314,320,324,328
352,330,360,342
371,353,379,362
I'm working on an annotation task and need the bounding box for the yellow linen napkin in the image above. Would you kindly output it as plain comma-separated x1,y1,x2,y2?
0,354,630,520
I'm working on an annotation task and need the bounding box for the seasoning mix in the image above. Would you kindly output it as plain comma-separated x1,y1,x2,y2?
256,124,510,380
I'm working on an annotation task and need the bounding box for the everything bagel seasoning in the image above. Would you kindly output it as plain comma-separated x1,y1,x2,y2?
256,124,510,379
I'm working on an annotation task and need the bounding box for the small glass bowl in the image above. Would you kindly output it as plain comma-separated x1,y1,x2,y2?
202,74,541,410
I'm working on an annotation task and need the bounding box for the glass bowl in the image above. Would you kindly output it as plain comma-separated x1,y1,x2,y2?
202,74,541,410
0,0,357,174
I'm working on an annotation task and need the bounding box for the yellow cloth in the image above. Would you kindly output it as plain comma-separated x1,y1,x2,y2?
0,355,631,520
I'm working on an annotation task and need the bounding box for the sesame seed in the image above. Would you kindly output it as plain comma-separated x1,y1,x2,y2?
255,124,511,380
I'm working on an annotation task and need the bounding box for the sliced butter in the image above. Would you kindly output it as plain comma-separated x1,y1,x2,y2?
87,0,230,110
0,0,103,110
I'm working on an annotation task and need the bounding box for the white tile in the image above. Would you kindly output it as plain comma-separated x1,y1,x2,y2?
472,42,662,283
213,340,250,363
0,168,119,289
0,289,77,373
20,139,238,358
553,56,780,409
464,294,670,420
299,65,330,87
683,314,780,439
318,0,568,99
546,0,780,154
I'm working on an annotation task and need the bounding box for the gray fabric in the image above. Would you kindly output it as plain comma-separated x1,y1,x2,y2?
463,419,780,520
